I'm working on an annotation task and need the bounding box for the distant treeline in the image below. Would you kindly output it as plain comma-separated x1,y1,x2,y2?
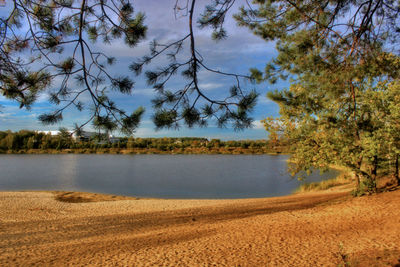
0,130,289,154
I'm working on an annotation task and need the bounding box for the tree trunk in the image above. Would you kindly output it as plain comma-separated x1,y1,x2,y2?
395,154,399,185
355,155,363,191
355,172,360,190
371,155,378,192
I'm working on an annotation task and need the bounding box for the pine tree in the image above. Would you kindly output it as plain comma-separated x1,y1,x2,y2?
235,0,400,190
131,0,258,129
1,0,147,134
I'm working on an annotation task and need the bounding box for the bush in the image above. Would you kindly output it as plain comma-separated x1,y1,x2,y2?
351,177,377,197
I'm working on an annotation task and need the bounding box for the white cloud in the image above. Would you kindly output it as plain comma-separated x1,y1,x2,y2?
36,93,49,103
132,88,156,96
253,120,265,129
23,113,38,118
198,82,224,91
0,112,15,118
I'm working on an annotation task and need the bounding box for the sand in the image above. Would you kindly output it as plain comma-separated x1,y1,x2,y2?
1,187,400,266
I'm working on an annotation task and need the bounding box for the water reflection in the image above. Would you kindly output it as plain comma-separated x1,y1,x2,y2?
58,154,78,189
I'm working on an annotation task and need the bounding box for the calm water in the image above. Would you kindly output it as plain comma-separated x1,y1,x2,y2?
0,154,338,199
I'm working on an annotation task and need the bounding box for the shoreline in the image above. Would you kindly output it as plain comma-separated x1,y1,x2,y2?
1,186,354,222
17,181,354,203
6,177,353,204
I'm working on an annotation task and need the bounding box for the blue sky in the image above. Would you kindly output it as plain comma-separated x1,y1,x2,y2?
0,0,286,140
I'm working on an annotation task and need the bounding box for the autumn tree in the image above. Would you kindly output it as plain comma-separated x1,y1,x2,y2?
235,0,400,190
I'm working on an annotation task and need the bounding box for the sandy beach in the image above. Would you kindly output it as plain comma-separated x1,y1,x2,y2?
1,187,400,266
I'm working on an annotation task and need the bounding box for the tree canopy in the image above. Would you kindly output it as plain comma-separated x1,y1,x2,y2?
236,0,400,191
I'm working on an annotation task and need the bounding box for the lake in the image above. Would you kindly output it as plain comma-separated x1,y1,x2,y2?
0,154,338,199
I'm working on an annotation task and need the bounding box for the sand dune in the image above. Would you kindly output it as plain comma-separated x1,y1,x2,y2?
1,188,400,266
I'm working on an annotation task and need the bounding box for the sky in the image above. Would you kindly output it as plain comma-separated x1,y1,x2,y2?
0,0,288,140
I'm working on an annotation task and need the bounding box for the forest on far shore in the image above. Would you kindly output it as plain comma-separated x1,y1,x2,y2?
0,130,289,155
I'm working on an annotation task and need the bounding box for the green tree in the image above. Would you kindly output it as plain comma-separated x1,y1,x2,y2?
40,134,52,150
367,81,400,185
236,0,400,190
26,136,35,149
4,133,16,150
57,127,73,149
126,137,135,149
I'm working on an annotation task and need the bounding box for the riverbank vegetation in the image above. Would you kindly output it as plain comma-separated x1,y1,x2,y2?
295,172,352,193
0,130,289,155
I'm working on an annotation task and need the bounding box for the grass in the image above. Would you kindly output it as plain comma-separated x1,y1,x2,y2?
295,172,351,193
337,242,352,267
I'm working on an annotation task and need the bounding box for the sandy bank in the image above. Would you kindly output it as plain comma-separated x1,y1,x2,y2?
1,188,400,266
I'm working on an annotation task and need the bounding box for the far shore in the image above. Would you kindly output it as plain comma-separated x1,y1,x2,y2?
1,183,400,266
0,148,288,155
